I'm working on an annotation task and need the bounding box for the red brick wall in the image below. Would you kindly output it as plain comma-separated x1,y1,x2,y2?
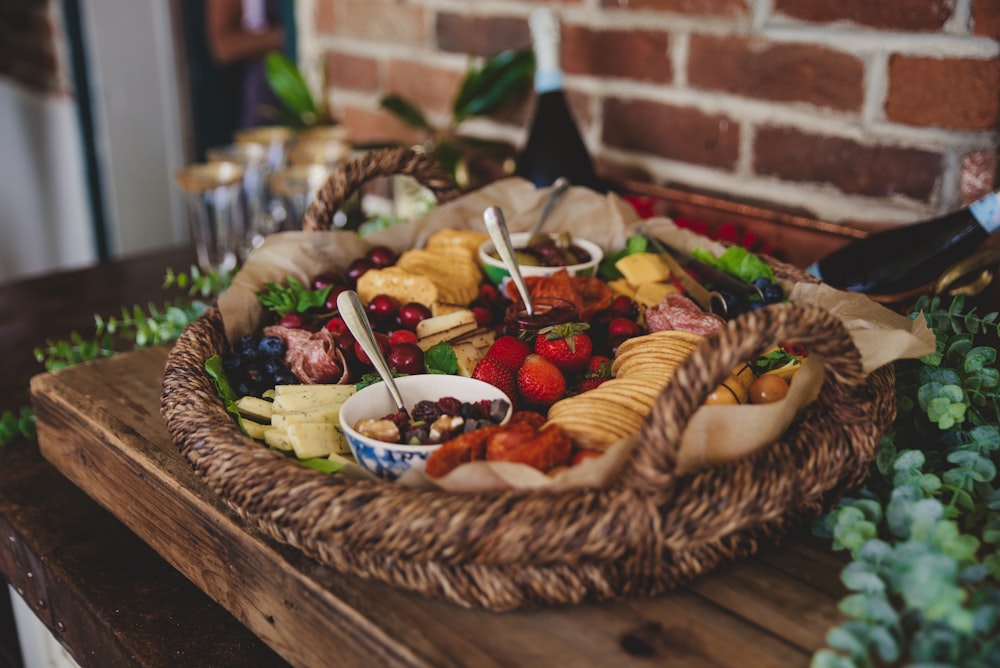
0,0,67,96
302,0,1000,225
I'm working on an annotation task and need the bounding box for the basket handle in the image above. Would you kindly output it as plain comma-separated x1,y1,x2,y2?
624,302,869,493
300,147,462,231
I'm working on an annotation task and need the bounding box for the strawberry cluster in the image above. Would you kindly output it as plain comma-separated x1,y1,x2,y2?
472,315,638,410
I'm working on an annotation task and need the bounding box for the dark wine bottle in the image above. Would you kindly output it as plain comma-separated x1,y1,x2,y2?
809,189,1000,295
515,8,601,191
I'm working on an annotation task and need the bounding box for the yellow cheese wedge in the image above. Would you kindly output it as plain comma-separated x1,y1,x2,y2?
634,281,681,309
615,253,671,287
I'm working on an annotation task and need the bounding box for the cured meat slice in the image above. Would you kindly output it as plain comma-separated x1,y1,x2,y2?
645,294,725,336
262,325,349,384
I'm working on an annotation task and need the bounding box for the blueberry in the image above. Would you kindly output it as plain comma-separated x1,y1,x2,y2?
752,277,772,289
749,300,765,311
238,333,259,350
222,353,244,375
262,357,287,376
272,371,300,386
258,336,286,359
763,283,784,304
234,382,254,397
240,345,259,363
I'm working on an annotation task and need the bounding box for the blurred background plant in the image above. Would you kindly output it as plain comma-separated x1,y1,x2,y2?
262,49,534,189
378,48,534,189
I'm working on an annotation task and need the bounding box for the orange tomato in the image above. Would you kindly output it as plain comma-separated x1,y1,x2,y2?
748,374,790,404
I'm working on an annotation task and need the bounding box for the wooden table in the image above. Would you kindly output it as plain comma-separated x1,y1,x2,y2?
5,232,997,666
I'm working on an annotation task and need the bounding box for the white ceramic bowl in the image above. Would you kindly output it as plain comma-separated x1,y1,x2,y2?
339,375,513,481
478,232,603,288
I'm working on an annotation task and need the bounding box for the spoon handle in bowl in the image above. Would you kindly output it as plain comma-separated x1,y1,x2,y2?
483,206,535,316
337,290,408,416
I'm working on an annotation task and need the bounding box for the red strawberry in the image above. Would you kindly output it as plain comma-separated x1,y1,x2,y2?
486,335,532,370
534,323,592,374
585,355,612,378
472,357,518,405
517,354,566,406
575,377,607,394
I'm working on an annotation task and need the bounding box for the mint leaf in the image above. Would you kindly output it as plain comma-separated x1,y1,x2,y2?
425,342,458,375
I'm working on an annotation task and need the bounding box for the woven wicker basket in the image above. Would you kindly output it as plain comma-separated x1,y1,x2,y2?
162,148,895,611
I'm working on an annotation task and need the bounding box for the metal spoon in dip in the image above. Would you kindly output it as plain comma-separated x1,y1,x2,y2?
525,177,571,248
337,289,409,417
483,205,535,316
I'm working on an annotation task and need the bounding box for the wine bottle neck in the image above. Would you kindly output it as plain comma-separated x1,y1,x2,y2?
530,8,563,93
969,189,1000,235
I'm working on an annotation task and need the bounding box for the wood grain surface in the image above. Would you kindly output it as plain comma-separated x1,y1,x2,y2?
32,345,849,668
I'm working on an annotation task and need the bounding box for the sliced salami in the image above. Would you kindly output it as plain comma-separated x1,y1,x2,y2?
263,325,349,384
645,294,725,336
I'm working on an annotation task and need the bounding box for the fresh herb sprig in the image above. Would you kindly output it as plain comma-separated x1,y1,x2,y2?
257,277,331,316
813,294,1000,668
1,267,227,447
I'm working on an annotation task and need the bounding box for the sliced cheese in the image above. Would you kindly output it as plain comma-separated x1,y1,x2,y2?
234,396,273,422
415,309,476,338
615,253,671,287
287,422,346,459
417,322,478,351
271,407,342,430
264,428,293,451
634,281,681,309
452,341,482,377
241,419,268,440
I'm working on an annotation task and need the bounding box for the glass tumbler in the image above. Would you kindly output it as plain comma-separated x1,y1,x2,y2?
269,164,339,230
174,161,247,274
207,141,276,248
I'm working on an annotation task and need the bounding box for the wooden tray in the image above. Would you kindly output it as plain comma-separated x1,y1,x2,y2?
31,345,850,667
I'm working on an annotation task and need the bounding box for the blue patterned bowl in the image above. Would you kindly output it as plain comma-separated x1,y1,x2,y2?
339,375,513,482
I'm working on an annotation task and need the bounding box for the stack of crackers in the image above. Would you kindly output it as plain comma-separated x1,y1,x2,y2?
356,229,488,309
545,330,705,450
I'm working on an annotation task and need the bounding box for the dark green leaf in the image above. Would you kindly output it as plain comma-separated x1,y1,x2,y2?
379,94,432,130
453,48,534,123
264,51,318,118
425,343,458,375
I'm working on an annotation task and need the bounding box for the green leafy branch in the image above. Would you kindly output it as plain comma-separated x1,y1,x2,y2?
257,277,331,316
812,294,1000,668
0,267,228,448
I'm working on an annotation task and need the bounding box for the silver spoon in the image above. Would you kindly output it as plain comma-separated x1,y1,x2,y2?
526,177,570,247
483,206,535,316
337,289,408,417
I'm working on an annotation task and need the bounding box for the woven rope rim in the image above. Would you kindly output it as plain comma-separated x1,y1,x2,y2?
161,151,895,609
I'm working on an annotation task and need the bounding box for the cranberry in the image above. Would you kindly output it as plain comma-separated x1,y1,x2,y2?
367,294,400,327
366,245,398,268
477,283,501,306
397,302,432,330
346,257,375,285
354,332,390,367
388,342,425,375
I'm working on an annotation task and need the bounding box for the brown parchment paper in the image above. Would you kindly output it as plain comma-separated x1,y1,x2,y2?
216,179,934,491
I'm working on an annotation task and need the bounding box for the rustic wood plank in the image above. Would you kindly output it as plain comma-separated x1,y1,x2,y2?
31,345,848,667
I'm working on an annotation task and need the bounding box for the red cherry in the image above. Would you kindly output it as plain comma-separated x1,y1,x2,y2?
388,342,425,375
346,257,375,285
325,315,348,335
279,312,308,329
607,317,641,338
366,245,397,268
323,285,348,312
354,332,390,367
334,332,356,360
311,272,343,291
472,306,493,327
367,294,400,326
389,329,418,346
477,283,500,305
397,302,432,330
609,295,639,320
